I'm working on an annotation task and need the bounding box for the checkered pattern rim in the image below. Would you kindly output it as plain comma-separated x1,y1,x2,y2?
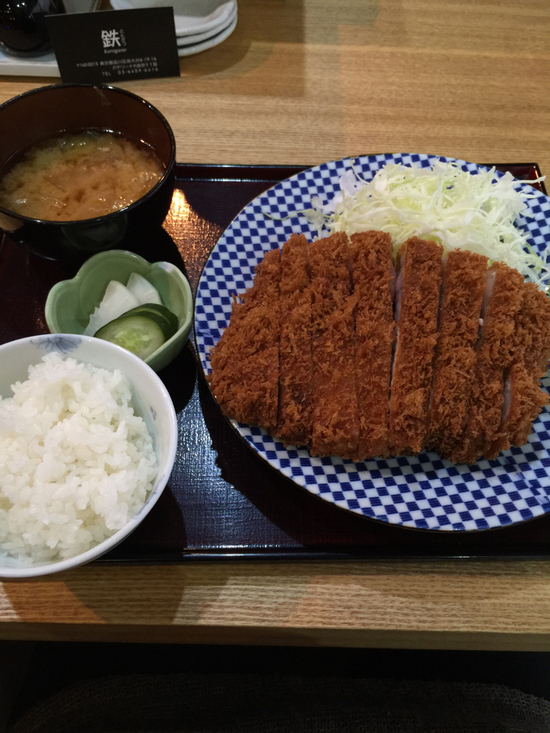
195,153,550,532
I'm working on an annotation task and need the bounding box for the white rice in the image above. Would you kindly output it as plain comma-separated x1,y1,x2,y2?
0,352,158,564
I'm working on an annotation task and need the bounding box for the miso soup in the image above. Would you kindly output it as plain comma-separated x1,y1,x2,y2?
0,130,165,222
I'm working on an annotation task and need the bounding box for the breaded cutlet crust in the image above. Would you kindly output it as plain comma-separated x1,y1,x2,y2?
210,231,550,467
509,283,550,446
501,362,549,449
512,281,550,377
487,281,550,456
349,231,394,460
208,247,281,432
309,232,360,459
425,249,488,457
450,261,524,464
388,237,443,455
276,234,313,447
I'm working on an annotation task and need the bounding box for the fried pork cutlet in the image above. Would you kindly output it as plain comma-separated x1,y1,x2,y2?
487,281,550,456
275,233,313,447
513,281,550,378
388,237,443,455
450,261,524,464
349,231,394,460
497,363,549,452
208,247,281,433
425,249,488,457
309,232,360,459
208,229,550,468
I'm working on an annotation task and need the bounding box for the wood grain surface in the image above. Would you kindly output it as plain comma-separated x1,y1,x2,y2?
0,0,550,649
1,0,548,172
2,560,550,649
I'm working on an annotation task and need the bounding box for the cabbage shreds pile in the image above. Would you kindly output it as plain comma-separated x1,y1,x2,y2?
305,161,549,289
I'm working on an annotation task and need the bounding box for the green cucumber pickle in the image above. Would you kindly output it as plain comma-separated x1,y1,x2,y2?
94,315,167,360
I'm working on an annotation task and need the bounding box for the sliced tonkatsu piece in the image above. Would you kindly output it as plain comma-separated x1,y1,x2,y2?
275,233,313,448
425,249,488,457
208,247,281,433
388,237,443,455
348,230,394,460
232,245,280,315
450,261,524,464
487,280,550,456
510,280,550,379
495,362,548,451
309,232,360,459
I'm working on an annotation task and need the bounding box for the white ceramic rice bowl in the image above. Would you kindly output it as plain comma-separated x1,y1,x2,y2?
0,334,177,578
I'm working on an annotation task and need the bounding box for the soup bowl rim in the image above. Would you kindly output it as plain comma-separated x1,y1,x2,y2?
0,82,177,226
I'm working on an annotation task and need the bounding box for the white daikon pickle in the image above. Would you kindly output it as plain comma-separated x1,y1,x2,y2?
84,280,139,336
126,272,162,305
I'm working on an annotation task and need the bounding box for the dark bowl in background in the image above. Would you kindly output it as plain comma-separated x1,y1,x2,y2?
0,84,176,264
0,0,65,57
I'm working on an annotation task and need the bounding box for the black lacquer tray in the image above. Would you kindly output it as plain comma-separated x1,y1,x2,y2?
0,161,548,563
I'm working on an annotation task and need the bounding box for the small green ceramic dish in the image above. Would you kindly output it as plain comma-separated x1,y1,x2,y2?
45,250,193,372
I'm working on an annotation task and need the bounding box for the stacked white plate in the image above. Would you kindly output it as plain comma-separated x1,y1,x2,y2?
110,0,238,56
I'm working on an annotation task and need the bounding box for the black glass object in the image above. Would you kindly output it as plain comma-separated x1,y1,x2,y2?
0,0,66,57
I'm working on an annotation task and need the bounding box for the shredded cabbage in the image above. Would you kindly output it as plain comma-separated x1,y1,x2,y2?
304,160,549,289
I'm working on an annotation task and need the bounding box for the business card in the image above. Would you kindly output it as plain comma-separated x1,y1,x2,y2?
46,8,181,83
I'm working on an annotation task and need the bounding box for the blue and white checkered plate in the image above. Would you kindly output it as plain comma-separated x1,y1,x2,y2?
195,153,550,532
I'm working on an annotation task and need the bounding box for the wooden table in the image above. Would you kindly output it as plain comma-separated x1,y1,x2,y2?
0,0,549,651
